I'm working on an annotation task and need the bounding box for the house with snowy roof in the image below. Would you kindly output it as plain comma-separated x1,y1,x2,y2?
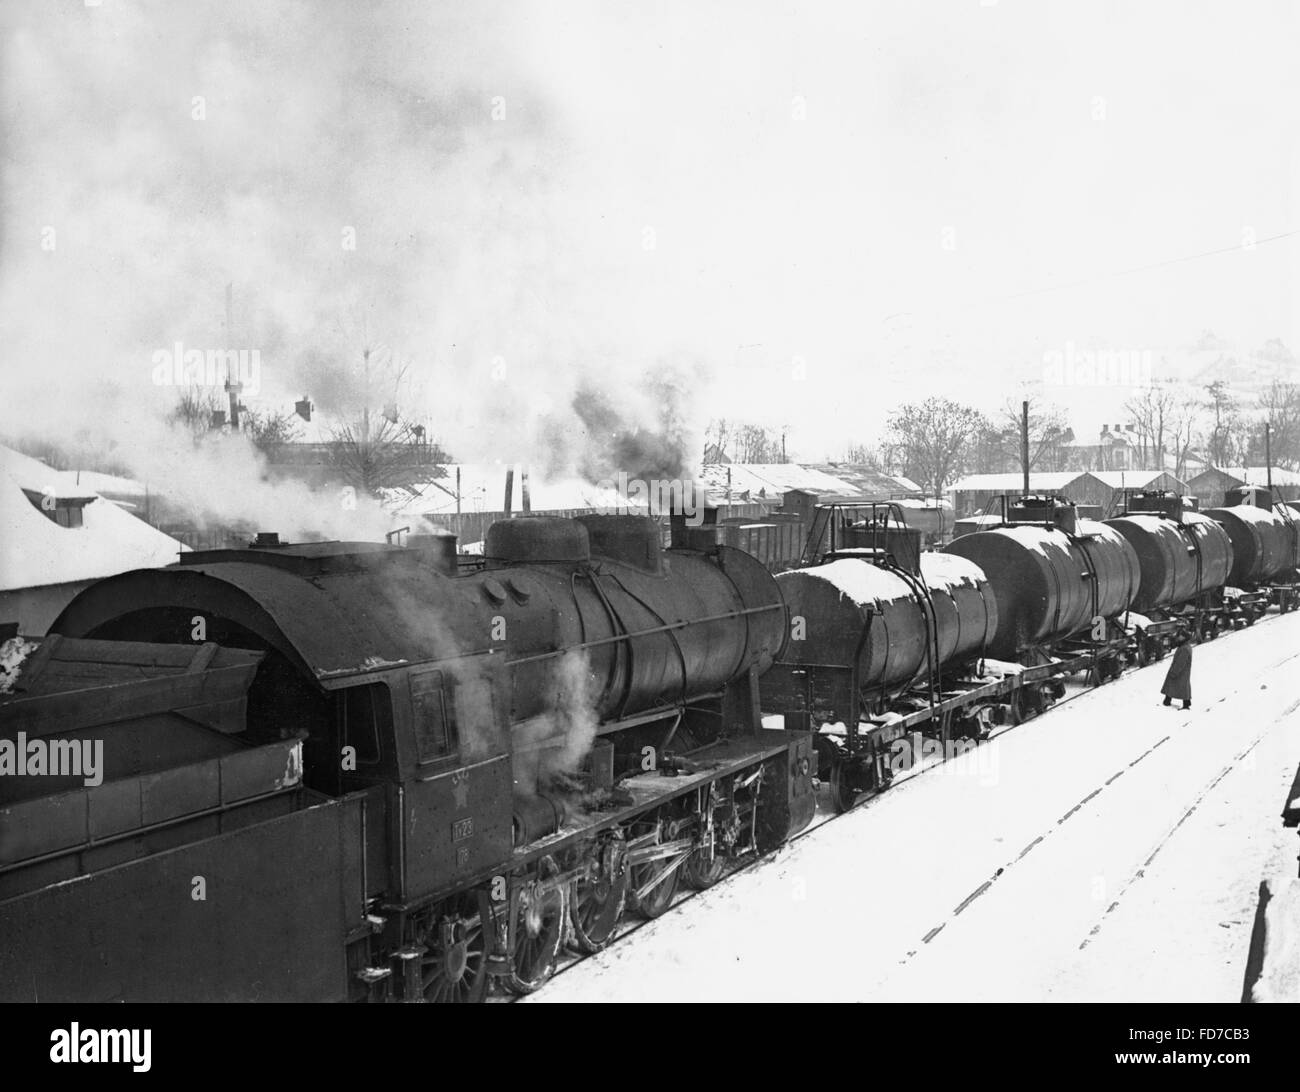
0,445,189,634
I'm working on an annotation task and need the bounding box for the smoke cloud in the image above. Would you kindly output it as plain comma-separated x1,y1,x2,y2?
0,0,708,537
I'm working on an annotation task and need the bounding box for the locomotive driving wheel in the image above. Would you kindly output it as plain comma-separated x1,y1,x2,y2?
419,893,489,1004
568,834,629,954
505,856,567,994
682,793,729,890
628,812,681,918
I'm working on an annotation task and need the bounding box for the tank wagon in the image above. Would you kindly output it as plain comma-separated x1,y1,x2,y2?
1,514,815,1002
1205,498,1300,608
761,502,1123,810
1104,491,1236,652
943,496,1140,667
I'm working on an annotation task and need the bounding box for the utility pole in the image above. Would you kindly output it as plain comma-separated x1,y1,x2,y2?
1266,423,1273,491
1021,400,1030,494
224,283,242,431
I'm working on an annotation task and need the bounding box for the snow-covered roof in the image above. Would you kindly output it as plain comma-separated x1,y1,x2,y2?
948,471,1093,493
0,448,147,498
696,462,862,504
384,463,651,518
1198,466,1300,487
804,464,924,496
1089,470,1188,489
0,445,189,592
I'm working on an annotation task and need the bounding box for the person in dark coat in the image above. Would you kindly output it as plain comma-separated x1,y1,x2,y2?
1161,635,1193,709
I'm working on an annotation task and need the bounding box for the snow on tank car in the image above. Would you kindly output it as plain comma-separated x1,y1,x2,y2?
770,551,996,692
943,495,1140,660
1205,502,1297,588
1105,500,1234,613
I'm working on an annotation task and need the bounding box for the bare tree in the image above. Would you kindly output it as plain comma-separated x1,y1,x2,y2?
1124,382,1179,471
1203,380,1240,466
245,408,303,458
168,386,225,440
842,442,883,468
886,397,989,496
1168,394,1202,482
999,396,1070,475
731,422,784,463
1258,380,1300,469
703,418,732,462
327,344,443,497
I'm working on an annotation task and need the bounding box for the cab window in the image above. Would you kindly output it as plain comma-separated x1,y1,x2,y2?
339,682,389,766
410,670,458,762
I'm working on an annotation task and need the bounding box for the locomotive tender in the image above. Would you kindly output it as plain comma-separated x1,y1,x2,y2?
0,514,816,1002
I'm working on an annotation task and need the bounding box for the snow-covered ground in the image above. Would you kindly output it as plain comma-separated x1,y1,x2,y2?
527,610,1300,1003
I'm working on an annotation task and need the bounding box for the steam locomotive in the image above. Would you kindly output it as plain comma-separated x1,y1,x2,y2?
1,487,1297,1002
0,514,815,1002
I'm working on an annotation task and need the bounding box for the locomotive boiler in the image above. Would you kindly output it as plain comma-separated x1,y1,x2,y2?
2,514,816,1002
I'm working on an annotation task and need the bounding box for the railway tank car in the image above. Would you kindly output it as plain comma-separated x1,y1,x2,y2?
1105,493,1233,613
768,552,995,694
1205,502,1298,588
4,514,815,1002
942,496,1140,661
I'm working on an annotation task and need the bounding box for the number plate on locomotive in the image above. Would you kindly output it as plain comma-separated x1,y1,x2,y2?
451,817,474,842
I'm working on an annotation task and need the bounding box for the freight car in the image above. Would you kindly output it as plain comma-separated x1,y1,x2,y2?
762,502,1085,808
710,489,955,575
1104,491,1236,654
0,514,816,1002
763,498,1149,810
1205,491,1300,613
943,495,1140,667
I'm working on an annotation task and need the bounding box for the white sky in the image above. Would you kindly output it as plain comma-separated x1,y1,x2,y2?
2,0,1297,468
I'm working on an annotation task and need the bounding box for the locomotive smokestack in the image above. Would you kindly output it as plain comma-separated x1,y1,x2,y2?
504,466,514,517
1021,400,1030,495
521,466,531,513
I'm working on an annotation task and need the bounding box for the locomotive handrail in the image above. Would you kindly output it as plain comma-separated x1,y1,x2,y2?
583,570,639,719
607,572,692,714
507,601,784,668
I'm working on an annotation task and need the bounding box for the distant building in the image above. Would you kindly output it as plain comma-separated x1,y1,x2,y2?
1062,423,1148,472
1185,466,1300,508
947,471,1107,518
0,445,188,634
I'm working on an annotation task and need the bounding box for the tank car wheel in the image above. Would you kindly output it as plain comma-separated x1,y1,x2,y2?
505,856,568,994
569,835,629,954
811,734,839,781
828,757,859,814
419,893,489,1004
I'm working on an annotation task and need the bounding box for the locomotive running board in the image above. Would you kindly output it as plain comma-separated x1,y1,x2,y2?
510,728,799,864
